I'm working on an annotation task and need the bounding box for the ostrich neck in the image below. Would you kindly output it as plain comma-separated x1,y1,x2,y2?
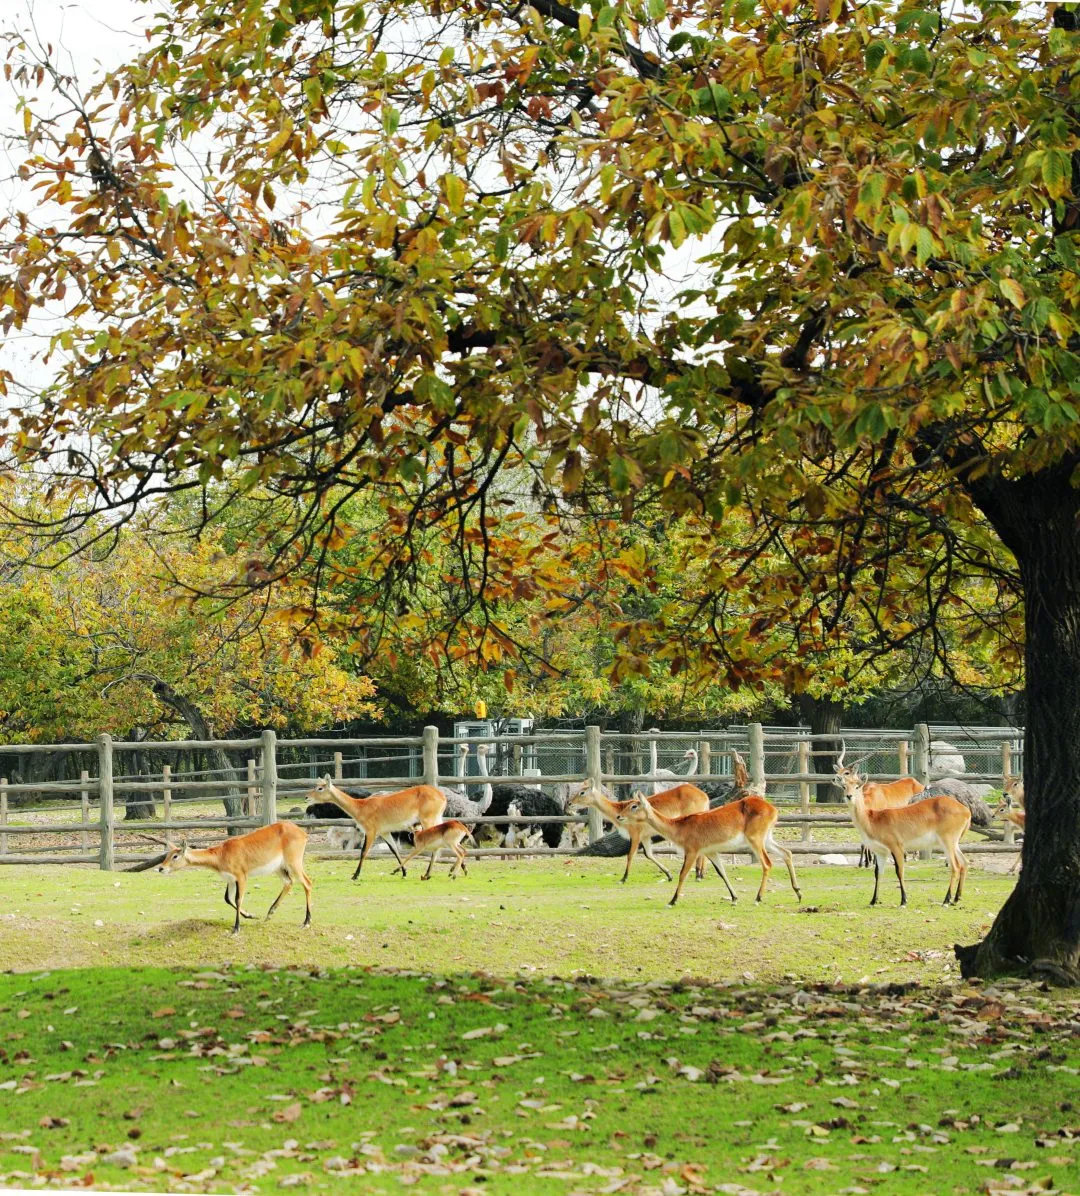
475,750,493,812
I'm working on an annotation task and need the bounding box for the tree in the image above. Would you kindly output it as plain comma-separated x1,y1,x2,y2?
3,1,1080,978
0,507,378,815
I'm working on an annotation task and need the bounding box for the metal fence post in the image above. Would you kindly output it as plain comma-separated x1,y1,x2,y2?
914,724,932,860
749,723,766,792
585,725,603,842
261,729,278,826
422,726,440,787
97,734,114,871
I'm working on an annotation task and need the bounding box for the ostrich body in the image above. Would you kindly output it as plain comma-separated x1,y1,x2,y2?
487,783,564,848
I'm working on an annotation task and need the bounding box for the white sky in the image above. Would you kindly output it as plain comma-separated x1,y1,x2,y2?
1,1,151,395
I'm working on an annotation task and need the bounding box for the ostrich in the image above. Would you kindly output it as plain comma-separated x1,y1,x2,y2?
486,778,565,848
439,743,495,827
641,729,699,795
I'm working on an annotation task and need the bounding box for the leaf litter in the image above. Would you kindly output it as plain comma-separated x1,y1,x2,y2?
0,966,1076,1192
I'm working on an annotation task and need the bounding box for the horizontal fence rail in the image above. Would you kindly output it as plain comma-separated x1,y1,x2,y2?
0,723,1025,868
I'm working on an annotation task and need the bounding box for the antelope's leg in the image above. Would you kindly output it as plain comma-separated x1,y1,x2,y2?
640,834,673,882
707,853,737,903
891,849,907,906
668,851,698,907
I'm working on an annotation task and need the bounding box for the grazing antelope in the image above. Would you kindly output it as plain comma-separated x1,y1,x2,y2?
835,770,970,906
156,821,312,934
569,781,710,882
616,792,802,907
833,746,925,867
393,820,476,879
305,777,446,879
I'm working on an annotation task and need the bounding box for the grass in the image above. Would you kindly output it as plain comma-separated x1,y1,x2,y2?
1,860,1075,1194
0,966,1077,1193
0,858,1017,983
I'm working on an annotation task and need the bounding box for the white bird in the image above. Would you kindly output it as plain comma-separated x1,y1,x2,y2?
642,730,699,795
442,743,495,825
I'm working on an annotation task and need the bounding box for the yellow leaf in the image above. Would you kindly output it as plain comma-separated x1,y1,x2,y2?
1000,277,1026,311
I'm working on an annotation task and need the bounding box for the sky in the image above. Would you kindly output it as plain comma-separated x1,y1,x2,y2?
1,1,152,398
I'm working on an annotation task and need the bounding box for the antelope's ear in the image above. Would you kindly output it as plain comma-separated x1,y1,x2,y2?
629,789,645,802
180,838,189,852
321,774,331,785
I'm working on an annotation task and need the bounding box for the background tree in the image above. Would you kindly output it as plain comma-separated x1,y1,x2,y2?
2,1,1079,978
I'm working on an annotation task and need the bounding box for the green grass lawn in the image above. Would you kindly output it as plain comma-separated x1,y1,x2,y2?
0,858,1017,983
0,966,1076,1194
0,860,1076,1194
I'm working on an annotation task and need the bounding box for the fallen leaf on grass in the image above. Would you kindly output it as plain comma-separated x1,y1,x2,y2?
271,1103,302,1124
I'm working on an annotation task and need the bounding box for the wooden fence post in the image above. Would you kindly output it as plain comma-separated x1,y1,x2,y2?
898,739,910,776
798,740,811,844
261,729,278,826
162,764,172,838
245,759,257,817
80,769,90,851
98,734,114,871
699,740,711,783
0,778,7,858
333,750,343,782
422,726,440,787
585,725,603,842
914,724,932,860
749,723,766,792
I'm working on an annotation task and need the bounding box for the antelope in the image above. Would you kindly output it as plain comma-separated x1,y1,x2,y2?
997,777,1025,874
833,745,925,867
392,820,475,880
305,777,446,879
835,769,970,906
615,792,802,907
569,781,710,882
156,821,312,934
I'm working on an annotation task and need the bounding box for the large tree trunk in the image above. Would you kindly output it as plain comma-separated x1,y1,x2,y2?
123,731,156,820
798,694,846,803
145,678,245,829
956,464,1080,984
615,707,645,799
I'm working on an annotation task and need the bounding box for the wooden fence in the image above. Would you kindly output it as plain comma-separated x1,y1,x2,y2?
0,724,1024,868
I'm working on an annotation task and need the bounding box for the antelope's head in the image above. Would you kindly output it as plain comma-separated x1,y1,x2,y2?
157,841,191,873
615,790,653,827
1003,775,1025,806
305,774,338,803
568,780,603,809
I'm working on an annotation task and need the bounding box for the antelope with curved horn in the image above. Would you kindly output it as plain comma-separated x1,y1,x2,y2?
835,769,970,906
615,792,802,907
305,777,446,879
156,821,312,933
569,781,709,882
833,743,925,867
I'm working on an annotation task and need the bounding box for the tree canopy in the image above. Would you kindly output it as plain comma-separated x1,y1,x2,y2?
3,0,1080,978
